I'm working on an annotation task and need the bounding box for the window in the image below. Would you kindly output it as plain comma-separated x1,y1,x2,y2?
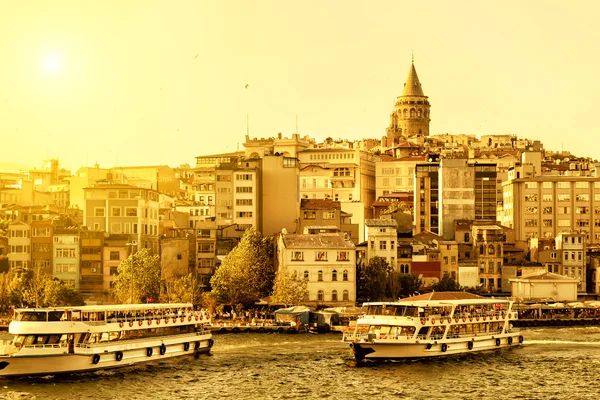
318,271,323,281
543,194,553,202
379,241,387,250
332,270,338,281
525,194,538,202
451,256,456,265
111,207,121,217
55,248,76,258
338,251,349,261
110,266,118,275
400,264,410,274
291,251,304,261
315,251,327,261
323,211,335,220
303,211,316,220
343,290,349,301
331,290,338,301
557,182,570,189
236,211,253,218
125,207,137,217
109,251,120,260
94,208,105,217
343,270,348,281
391,241,395,250
317,290,324,302
236,174,253,181
304,270,309,280
235,186,253,193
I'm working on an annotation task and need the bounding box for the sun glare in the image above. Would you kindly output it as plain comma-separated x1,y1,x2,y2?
42,53,63,74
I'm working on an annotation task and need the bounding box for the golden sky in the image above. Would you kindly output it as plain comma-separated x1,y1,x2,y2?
1,0,599,171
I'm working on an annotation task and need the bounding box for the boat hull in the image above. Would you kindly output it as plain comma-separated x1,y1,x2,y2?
349,334,523,361
0,333,213,377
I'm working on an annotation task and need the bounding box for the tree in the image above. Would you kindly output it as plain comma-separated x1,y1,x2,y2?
397,273,423,298
164,273,204,305
112,248,161,304
432,274,461,292
381,201,413,216
210,227,275,308
43,279,84,306
271,266,308,306
357,256,389,302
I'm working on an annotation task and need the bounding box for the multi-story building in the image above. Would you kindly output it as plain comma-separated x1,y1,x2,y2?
474,225,505,292
79,229,104,298
196,220,217,284
30,219,53,274
502,174,600,242
364,219,398,270
556,231,586,292
414,162,439,234
439,241,459,280
277,233,356,307
7,221,30,271
110,165,179,197
83,184,161,255
52,225,80,288
102,234,129,295
375,155,423,198
298,146,377,242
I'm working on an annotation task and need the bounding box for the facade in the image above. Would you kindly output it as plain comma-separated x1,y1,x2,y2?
277,233,356,307
439,241,459,280
79,230,104,298
375,155,423,198
83,184,161,255
509,271,578,302
52,226,80,288
364,219,398,270
7,221,31,271
474,225,505,292
414,163,439,234
30,219,53,274
556,232,586,292
102,235,129,294
260,155,300,237
501,175,600,242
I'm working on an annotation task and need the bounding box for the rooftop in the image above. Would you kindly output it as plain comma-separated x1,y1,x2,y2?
282,234,355,249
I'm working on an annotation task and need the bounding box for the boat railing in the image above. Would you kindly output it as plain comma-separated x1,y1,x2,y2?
22,343,67,350
78,330,208,349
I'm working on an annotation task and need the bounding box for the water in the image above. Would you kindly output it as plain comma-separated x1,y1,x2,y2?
2,327,600,400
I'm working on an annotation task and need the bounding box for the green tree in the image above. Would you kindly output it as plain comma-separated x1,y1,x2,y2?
0,219,9,238
210,227,275,308
112,248,161,304
43,279,84,306
164,273,204,305
357,256,389,302
432,273,461,292
271,266,308,306
398,273,423,298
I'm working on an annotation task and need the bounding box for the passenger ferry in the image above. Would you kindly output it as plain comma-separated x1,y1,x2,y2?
343,292,523,361
0,303,213,377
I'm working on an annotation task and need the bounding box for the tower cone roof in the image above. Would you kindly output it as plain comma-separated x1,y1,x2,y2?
401,62,425,97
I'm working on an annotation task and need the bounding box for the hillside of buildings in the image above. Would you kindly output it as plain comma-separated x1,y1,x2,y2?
1,61,599,305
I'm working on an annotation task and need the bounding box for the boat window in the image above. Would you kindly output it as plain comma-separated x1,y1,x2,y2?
417,327,429,337
23,335,36,346
15,311,47,321
59,334,68,345
34,335,48,345
47,335,61,344
48,311,63,321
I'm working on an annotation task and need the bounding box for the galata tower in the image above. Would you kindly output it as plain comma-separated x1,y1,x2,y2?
385,59,430,141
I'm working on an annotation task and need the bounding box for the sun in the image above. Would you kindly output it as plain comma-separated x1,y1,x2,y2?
42,53,63,74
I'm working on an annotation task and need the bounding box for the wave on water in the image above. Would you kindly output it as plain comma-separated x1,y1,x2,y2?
526,339,600,346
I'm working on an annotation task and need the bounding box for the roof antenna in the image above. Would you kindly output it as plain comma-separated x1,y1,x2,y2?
412,50,414,64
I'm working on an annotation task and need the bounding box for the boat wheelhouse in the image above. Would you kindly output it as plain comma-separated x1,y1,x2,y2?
343,292,523,361
0,303,213,377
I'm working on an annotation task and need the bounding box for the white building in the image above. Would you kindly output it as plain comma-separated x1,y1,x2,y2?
277,233,356,307
8,221,31,271
364,219,398,270
509,271,578,302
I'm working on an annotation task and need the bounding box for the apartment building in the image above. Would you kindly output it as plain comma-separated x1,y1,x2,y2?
52,225,80,288
556,232,586,292
277,233,356,307
375,155,423,198
502,174,600,242
364,219,398,270
474,225,505,292
79,229,104,298
83,184,161,255
7,221,31,271
30,219,53,274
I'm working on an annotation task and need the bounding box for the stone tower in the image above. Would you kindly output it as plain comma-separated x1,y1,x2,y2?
385,60,431,142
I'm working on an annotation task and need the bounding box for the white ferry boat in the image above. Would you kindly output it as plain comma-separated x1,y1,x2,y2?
343,292,523,361
0,303,213,377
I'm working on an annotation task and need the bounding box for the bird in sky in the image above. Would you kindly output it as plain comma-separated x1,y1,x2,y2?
194,54,198,59
245,84,249,89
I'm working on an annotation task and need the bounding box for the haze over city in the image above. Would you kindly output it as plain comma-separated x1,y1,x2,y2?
1,0,599,170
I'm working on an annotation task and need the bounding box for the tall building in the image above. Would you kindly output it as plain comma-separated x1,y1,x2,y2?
385,60,431,142
414,162,439,235
502,174,600,242
83,184,161,255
